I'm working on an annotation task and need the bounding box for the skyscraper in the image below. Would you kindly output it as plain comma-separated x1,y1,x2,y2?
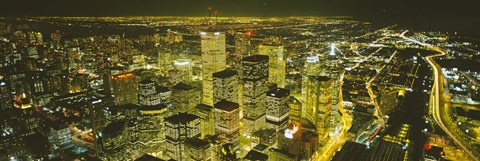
214,100,240,149
138,79,160,106
266,88,290,131
138,104,168,157
213,69,238,104
258,44,286,88
171,82,201,115
242,55,269,135
165,113,201,161
303,76,333,140
111,72,137,105
200,30,226,106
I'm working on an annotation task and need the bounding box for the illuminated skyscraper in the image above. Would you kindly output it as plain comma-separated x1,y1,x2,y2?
111,72,138,105
214,100,240,150
138,79,160,106
171,82,201,115
195,104,215,138
184,138,211,161
200,30,226,106
213,69,238,104
303,76,333,140
101,120,129,160
233,31,253,80
165,113,201,161
258,44,286,88
138,104,168,157
242,55,269,135
173,58,193,84
266,88,290,131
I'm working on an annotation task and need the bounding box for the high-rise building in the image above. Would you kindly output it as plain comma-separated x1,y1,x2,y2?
171,83,201,115
195,104,215,138
200,30,226,106
165,113,201,161
303,76,333,140
233,31,253,81
214,100,240,149
213,69,238,104
138,79,160,106
184,138,211,161
242,55,269,135
101,120,129,160
138,104,168,157
157,86,172,106
266,88,290,131
112,72,137,105
288,97,302,124
173,58,193,84
258,44,286,88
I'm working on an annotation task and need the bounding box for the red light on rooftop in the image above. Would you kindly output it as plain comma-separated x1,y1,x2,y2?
424,143,432,151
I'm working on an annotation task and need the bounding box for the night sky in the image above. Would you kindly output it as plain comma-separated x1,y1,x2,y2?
1,0,480,37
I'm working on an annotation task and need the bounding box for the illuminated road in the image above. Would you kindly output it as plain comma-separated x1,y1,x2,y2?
400,30,480,161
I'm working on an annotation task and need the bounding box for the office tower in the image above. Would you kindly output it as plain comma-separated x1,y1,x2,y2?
165,113,201,161
156,86,171,102
101,120,129,160
303,76,333,140
288,97,302,124
200,30,226,106
172,58,193,84
184,138,211,161
111,72,138,105
138,104,168,157
195,104,215,138
214,100,240,149
138,79,160,106
242,55,269,135
46,120,72,150
277,123,318,160
213,69,238,104
233,31,253,81
266,88,290,131
171,82,201,115
258,44,286,88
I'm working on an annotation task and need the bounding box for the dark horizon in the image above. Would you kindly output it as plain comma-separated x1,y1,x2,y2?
2,0,480,38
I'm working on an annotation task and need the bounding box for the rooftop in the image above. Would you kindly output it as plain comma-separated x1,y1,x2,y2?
185,138,210,149
134,154,165,161
214,100,239,112
267,88,290,98
242,55,269,62
213,69,238,78
103,120,126,139
244,150,268,161
165,112,199,124
173,82,194,90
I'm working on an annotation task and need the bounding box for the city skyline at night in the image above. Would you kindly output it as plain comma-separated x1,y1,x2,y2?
1,1,480,161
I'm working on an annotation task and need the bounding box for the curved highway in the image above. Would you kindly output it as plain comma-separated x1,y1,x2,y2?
400,31,480,161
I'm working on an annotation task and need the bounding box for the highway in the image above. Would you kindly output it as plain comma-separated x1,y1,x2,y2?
400,30,480,161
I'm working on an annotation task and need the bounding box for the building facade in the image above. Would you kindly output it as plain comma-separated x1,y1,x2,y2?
200,31,226,106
